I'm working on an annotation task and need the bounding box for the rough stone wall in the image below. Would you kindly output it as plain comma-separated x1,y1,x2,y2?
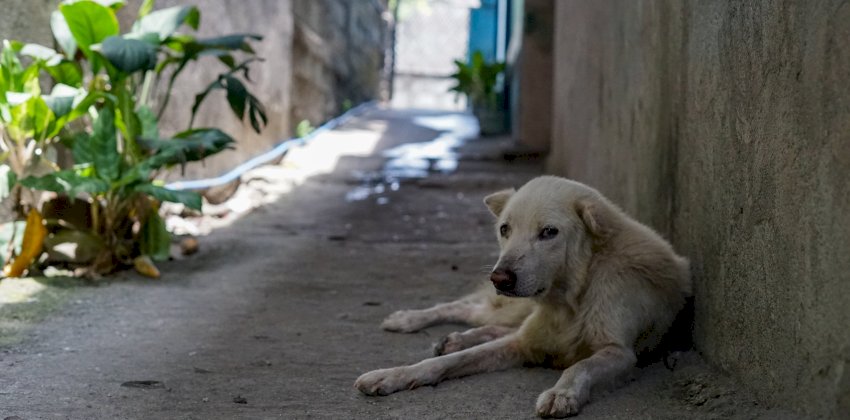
0,0,54,45
549,1,850,418
131,0,295,180
291,0,386,127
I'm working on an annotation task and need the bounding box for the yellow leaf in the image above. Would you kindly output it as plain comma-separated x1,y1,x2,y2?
2,209,47,278
133,255,160,278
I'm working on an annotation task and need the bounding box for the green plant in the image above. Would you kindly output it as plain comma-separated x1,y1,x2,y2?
1,0,268,276
295,119,315,138
0,40,97,210
448,51,505,109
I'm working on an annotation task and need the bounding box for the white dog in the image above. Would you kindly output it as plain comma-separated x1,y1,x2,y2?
355,176,692,417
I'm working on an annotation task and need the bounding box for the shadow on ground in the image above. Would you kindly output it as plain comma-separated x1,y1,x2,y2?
0,108,795,419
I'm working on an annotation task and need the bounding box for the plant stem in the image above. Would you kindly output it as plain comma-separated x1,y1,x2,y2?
139,71,153,108
91,197,99,234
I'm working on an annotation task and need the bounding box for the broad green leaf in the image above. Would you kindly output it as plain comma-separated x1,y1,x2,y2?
71,132,94,164
113,84,141,154
224,75,247,119
59,1,119,55
20,170,109,196
42,95,74,119
7,96,55,143
101,35,157,74
161,33,194,52
124,31,161,45
20,43,62,66
137,105,158,140
187,58,267,133
172,128,235,155
138,0,156,18
91,107,120,181
113,164,149,189
20,65,42,95
42,84,80,118
93,0,125,10
217,54,236,70
6,92,32,106
247,94,267,133
50,11,77,57
20,172,67,193
189,77,222,128
194,34,262,53
139,212,170,261
0,221,27,266
132,6,200,41
139,128,234,170
0,71,6,105
50,83,80,97
44,60,83,86
1,40,28,93
134,184,201,210
0,164,16,201
49,89,113,139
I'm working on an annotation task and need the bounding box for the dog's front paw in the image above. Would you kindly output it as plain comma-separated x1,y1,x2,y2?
535,388,582,418
354,367,412,396
434,331,466,355
381,310,429,333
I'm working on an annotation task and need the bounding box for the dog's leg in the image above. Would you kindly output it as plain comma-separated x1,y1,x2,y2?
381,295,489,333
355,334,523,396
434,325,516,356
535,345,636,418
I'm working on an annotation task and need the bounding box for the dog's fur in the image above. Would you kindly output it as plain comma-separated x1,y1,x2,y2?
355,176,692,417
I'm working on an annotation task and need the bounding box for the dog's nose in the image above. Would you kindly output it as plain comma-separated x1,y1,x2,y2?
490,269,517,292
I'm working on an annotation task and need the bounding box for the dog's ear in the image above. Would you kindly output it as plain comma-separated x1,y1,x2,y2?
483,188,515,217
575,199,609,239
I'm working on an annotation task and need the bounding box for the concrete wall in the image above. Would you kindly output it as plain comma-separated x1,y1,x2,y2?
513,0,553,152
0,0,54,45
548,1,850,417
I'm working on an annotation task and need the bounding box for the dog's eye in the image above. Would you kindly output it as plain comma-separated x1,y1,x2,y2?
539,227,559,240
499,224,510,238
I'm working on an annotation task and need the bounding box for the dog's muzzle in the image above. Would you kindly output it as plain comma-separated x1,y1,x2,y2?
490,268,517,293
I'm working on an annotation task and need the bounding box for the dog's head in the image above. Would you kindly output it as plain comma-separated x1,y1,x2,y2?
484,176,610,297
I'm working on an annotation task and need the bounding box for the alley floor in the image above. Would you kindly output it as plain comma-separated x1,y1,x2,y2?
0,108,795,419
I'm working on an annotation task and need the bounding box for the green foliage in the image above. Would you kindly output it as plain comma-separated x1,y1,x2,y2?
59,0,119,57
139,212,169,261
1,0,268,275
449,51,505,109
100,36,158,74
296,120,315,138
139,128,235,172
0,221,26,267
190,58,267,132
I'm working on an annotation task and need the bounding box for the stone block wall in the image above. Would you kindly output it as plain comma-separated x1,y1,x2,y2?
291,0,387,127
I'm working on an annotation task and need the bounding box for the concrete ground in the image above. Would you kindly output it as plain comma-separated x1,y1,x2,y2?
0,108,797,419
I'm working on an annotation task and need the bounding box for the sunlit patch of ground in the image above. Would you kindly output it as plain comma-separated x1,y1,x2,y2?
0,276,79,346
